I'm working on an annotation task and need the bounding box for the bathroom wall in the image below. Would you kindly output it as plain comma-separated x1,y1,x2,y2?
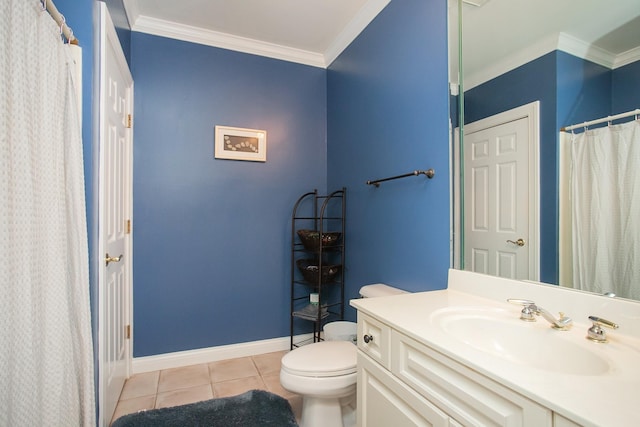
130,33,327,356
556,51,612,128
79,0,453,358
327,0,452,312
612,60,640,113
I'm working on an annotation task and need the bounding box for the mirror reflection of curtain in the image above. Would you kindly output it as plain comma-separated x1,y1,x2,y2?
560,121,640,300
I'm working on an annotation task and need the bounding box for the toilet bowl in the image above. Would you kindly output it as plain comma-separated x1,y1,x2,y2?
281,284,407,427
281,341,357,427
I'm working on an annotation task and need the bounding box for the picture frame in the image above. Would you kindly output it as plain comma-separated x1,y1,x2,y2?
214,125,267,162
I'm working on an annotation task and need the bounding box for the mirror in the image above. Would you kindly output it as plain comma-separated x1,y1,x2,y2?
450,0,640,299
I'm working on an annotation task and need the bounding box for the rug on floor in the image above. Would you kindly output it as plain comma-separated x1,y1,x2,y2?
111,389,298,427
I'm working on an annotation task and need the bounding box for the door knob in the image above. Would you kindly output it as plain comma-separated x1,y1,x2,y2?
105,253,123,266
506,238,526,247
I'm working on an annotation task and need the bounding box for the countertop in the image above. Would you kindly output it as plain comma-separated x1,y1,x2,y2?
350,269,640,427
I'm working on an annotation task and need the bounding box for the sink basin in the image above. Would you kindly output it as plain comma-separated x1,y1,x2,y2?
430,307,611,376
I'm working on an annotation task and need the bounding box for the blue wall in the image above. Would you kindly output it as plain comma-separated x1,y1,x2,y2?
556,51,611,130
612,61,640,114
81,0,452,359
131,33,327,356
327,0,452,316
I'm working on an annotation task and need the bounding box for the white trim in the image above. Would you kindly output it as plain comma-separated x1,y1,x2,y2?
465,32,637,90
131,15,326,68
324,0,391,67
125,0,389,69
614,45,640,69
452,126,461,270
121,0,140,29
132,335,311,374
557,33,615,69
455,101,540,281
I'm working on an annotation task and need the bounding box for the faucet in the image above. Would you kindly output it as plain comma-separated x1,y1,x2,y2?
507,299,573,330
586,316,619,343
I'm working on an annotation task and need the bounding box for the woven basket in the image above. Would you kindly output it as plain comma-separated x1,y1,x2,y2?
296,229,342,252
296,259,341,285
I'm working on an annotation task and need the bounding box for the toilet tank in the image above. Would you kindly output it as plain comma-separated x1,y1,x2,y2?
359,283,408,298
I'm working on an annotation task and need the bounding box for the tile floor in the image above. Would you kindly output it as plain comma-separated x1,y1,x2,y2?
110,350,301,425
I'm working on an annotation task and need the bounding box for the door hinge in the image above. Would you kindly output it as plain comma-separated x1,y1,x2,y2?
126,219,131,234
127,114,133,129
126,324,131,339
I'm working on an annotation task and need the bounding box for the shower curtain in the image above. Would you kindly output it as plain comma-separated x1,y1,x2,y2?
569,120,640,300
0,1,95,426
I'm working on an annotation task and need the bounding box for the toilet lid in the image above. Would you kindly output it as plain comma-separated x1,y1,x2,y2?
282,341,357,377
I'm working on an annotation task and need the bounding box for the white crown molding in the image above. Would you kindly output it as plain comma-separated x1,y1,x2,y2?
121,0,140,29
557,33,615,69
131,15,327,68
125,0,389,69
324,0,391,67
464,32,635,91
614,45,640,69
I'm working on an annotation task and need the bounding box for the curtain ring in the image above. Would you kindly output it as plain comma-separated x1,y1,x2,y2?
41,0,46,11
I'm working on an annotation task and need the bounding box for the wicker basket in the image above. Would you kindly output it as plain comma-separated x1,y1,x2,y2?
296,259,341,285
296,229,342,252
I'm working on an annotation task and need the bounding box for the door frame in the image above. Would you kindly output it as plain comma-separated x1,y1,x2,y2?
97,3,134,425
453,101,540,281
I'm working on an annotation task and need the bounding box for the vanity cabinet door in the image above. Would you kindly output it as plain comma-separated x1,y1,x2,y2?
391,332,552,427
358,352,451,427
358,312,392,369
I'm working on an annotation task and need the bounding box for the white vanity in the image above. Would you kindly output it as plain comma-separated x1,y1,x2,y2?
350,269,640,427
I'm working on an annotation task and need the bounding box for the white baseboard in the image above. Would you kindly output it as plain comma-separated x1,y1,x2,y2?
132,334,312,374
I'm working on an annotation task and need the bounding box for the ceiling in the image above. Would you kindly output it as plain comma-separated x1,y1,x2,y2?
121,0,640,80
121,0,391,68
451,0,640,89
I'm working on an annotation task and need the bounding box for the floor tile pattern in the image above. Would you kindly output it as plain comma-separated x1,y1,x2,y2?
111,351,301,425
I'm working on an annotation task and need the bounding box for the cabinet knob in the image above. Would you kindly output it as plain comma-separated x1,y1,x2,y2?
363,334,374,344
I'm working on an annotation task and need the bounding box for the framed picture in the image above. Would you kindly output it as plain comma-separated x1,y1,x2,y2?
214,125,267,162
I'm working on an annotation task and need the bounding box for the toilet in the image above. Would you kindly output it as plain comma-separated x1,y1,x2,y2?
281,284,407,427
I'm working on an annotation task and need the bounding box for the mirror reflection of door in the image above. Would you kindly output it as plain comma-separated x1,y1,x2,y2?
462,102,540,280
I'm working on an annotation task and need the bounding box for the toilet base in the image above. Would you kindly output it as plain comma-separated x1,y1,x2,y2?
299,393,356,427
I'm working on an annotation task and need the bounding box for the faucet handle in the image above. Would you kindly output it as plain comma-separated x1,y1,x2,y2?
507,298,537,322
587,316,619,343
507,298,535,306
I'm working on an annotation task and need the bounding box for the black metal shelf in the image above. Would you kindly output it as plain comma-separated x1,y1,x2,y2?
289,188,346,349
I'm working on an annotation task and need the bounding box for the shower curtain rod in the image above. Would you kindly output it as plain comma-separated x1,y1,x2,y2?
561,108,640,132
42,0,78,44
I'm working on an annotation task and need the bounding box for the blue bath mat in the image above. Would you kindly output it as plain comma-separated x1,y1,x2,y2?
111,389,298,427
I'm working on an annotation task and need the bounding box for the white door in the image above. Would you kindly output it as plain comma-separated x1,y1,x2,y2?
98,3,133,426
461,102,539,280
